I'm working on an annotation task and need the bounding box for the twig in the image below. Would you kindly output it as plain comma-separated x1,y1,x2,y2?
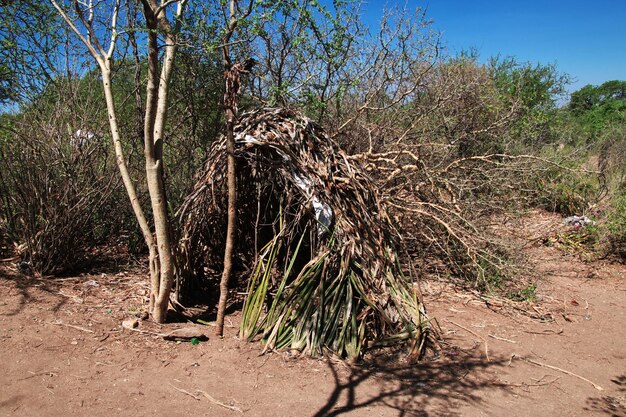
50,321,95,333
447,320,489,361
515,355,603,391
125,327,165,337
508,354,515,366
523,329,563,335
488,334,517,344
18,370,58,381
510,376,561,388
95,360,131,367
170,383,201,401
197,389,243,413
197,319,236,328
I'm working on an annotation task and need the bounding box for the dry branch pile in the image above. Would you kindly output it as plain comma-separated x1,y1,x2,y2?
177,108,429,359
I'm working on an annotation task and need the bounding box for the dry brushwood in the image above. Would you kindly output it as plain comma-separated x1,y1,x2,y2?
177,108,430,359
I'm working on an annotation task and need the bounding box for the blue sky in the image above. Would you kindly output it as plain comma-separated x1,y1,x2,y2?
361,0,626,94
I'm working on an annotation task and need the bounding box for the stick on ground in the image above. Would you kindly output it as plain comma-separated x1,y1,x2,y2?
448,320,490,361
488,334,517,344
51,320,95,333
516,355,603,391
169,383,201,401
198,389,243,413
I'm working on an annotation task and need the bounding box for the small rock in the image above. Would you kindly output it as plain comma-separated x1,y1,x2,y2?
162,327,208,341
122,318,139,330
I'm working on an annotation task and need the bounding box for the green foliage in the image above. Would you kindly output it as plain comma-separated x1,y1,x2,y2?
476,258,506,291
570,80,626,113
549,83,626,260
569,80,626,136
165,50,224,208
0,68,152,271
489,56,572,147
532,167,598,216
490,56,570,110
0,1,66,104
605,187,626,261
507,283,537,302
0,62,15,103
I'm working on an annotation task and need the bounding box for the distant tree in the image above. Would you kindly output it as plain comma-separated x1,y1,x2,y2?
488,56,572,146
569,80,626,134
570,80,626,111
489,56,570,110
570,84,598,113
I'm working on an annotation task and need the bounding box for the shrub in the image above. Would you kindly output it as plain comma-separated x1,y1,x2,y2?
0,83,120,274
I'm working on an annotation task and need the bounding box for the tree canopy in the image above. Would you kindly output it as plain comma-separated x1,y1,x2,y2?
569,80,626,134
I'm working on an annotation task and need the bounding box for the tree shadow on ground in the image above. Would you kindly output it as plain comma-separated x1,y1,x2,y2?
0,267,67,316
584,374,626,417
54,250,140,277
313,349,510,417
0,394,24,412
0,252,144,317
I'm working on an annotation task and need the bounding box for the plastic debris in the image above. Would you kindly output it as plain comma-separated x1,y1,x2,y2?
290,168,334,235
564,215,594,230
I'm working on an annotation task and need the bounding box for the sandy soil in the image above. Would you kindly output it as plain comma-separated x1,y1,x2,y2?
1,211,625,417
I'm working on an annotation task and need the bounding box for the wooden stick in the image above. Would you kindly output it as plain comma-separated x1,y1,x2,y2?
198,390,243,413
169,383,201,401
18,370,58,381
94,360,131,367
197,319,236,328
51,321,95,333
519,356,603,391
510,376,560,388
488,334,517,344
523,329,563,335
447,320,489,361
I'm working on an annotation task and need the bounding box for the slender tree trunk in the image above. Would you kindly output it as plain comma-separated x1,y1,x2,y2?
141,2,180,323
215,0,254,336
100,65,160,308
215,67,238,336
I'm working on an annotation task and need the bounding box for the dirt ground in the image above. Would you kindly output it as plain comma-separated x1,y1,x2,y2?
1,211,625,417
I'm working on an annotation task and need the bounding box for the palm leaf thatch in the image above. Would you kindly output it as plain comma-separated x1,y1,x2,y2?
177,108,430,359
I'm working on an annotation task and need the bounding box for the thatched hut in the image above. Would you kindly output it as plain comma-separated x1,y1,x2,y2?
177,108,430,359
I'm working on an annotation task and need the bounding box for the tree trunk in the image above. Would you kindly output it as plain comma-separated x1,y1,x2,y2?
142,4,179,323
215,67,239,336
52,0,188,325
100,66,160,310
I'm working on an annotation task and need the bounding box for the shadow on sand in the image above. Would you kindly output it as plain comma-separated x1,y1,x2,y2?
313,349,510,417
0,267,68,316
